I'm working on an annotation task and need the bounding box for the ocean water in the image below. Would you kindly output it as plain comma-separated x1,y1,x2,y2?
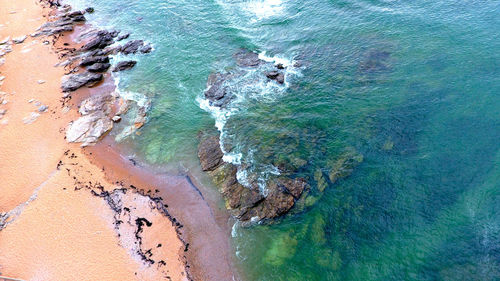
69,0,500,280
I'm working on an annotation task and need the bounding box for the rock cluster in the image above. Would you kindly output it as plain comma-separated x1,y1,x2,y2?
32,4,152,94
204,49,287,108
198,134,309,223
66,93,116,146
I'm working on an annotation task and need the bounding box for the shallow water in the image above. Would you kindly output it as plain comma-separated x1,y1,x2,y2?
69,0,500,280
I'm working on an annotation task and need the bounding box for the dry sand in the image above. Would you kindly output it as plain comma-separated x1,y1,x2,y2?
0,1,191,280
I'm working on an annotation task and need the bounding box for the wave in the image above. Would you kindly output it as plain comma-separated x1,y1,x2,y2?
198,51,303,193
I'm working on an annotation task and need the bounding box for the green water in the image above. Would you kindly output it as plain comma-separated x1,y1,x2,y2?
71,0,500,279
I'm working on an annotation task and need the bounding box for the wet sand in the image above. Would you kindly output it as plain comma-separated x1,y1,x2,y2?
0,0,235,280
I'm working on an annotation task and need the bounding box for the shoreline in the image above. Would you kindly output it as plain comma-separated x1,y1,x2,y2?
0,1,237,280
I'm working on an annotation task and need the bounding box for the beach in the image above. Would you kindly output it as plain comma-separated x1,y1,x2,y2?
0,1,234,280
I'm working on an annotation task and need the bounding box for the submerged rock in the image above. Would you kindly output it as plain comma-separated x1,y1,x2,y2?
198,134,309,223
234,49,264,67
328,148,363,183
61,72,103,93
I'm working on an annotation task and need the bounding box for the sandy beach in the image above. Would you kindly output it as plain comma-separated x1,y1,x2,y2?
0,0,234,280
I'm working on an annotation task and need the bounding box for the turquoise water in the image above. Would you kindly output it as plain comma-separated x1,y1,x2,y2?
70,0,500,280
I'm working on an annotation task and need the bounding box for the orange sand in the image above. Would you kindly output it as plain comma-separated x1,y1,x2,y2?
0,1,188,280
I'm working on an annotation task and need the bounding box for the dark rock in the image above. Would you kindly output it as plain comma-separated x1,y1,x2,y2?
234,49,264,67
113,60,137,72
266,71,285,84
85,7,94,13
117,33,130,41
119,40,145,55
197,134,310,223
275,73,285,84
81,30,115,51
276,63,285,69
198,135,224,171
359,50,391,73
109,30,120,38
87,62,111,72
204,72,233,107
80,55,109,66
61,72,103,92
140,44,152,54
276,178,307,199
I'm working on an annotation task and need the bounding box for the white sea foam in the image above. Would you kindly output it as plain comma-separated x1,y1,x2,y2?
244,0,285,20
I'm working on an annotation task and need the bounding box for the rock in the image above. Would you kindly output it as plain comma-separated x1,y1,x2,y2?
112,60,137,72
140,44,152,54
66,111,113,145
31,10,85,37
0,109,6,116
80,55,109,66
204,72,233,107
198,135,224,171
119,40,145,55
197,133,310,223
266,71,285,84
0,45,12,56
234,49,264,67
81,30,115,51
0,37,10,45
85,7,94,13
276,63,285,69
61,72,103,92
23,112,40,124
328,148,363,184
264,232,298,266
117,33,130,41
78,93,114,115
275,73,285,84
87,62,111,72
37,80,45,84
0,76,5,81
0,58,5,66
38,105,48,112
12,35,27,44
112,115,121,122
276,177,307,199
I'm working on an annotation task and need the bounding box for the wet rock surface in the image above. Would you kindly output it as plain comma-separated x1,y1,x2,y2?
198,133,309,223
204,49,286,108
113,60,137,72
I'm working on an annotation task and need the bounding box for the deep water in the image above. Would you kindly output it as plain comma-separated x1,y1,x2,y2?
70,0,500,280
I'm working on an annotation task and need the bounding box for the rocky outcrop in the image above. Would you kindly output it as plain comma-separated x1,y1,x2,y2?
234,49,264,67
31,9,85,37
203,49,286,108
265,71,285,84
66,93,115,146
113,60,137,72
87,62,111,72
61,72,103,93
119,40,152,55
81,30,115,51
204,73,233,107
198,134,309,223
